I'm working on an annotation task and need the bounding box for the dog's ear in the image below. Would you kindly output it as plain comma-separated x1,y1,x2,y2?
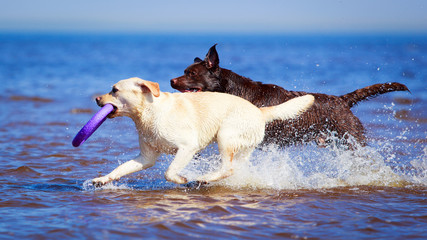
194,57,203,63
140,80,160,97
205,44,219,70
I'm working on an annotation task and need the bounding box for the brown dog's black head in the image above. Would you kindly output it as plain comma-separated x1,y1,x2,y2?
171,44,225,92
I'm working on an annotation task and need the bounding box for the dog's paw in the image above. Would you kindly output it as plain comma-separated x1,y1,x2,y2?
92,176,111,187
184,181,210,189
197,169,233,183
165,173,188,184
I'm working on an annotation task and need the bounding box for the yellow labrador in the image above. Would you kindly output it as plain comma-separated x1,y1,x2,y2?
93,77,314,185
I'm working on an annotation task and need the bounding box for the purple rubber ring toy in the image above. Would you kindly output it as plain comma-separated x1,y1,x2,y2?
72,104,114,147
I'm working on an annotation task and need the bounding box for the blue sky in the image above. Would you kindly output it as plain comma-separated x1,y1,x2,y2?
0,0,426,34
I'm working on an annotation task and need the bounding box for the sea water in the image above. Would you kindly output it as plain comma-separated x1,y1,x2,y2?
0,33,426,239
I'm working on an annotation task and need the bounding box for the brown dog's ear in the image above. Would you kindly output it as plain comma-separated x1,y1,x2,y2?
194,57,203,63
205,44,219,69
140,80,160,97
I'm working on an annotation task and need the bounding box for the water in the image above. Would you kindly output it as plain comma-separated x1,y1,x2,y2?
0,33,426,239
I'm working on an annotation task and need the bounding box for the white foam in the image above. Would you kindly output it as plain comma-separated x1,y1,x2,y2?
409,146,427,185
182,139,425,190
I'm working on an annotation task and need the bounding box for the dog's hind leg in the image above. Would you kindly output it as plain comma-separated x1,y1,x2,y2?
196,147,237,183
165,147,198,184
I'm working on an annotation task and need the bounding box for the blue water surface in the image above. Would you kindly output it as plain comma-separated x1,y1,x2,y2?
0,33,426,239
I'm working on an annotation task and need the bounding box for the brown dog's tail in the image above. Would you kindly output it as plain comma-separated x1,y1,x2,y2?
340,82,410,108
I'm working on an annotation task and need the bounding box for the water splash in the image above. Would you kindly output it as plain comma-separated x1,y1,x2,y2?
181,137,426,190
409,146,427,185
82,179,133,191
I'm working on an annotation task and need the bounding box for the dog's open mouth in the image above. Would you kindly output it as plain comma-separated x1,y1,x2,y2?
179,88,202,93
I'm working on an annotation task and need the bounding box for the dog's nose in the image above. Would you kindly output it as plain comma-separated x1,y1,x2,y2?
95,96,101,104
170,78,177,85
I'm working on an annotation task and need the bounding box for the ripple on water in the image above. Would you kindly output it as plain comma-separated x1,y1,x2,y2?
1,166,41,178
22,183,82,192
0,199,49,208
70,108,94,114
9,95,54,103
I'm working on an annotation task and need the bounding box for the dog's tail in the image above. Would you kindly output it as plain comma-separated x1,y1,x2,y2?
260,95,315,123
340,82,409,108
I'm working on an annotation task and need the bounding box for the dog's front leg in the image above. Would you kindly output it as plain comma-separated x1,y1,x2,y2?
165,148,197,184
92,148,159,186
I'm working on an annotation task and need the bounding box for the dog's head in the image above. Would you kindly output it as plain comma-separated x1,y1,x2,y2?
96,77,160,118
170,44,224,93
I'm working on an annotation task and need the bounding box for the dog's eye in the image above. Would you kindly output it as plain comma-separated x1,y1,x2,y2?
112,87,119,93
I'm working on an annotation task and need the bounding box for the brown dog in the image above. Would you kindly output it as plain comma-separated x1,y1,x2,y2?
171,44,409,148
